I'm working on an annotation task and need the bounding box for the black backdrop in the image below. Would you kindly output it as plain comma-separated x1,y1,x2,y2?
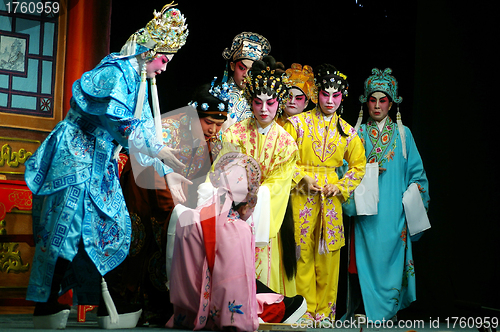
110,0,498,320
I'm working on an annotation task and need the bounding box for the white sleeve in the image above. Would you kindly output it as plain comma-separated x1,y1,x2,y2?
251,185,271,247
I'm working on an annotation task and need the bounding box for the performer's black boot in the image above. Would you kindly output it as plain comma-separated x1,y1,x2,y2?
256,280,307,324
33,258,71,329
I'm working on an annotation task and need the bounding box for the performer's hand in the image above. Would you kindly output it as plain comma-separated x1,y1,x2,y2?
158,147,185,171
322,184,341,197
298,175,322,194
165,172,193,205
379,167,387,174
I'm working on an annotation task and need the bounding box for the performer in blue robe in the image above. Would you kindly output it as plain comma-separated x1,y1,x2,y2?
24,3,188,329
343,68,430,322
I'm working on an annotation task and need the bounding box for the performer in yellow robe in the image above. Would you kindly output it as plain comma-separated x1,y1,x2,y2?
283,64,366,323
207,56,299,296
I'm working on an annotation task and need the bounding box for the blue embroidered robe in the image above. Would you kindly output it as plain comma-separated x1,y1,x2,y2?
24,54,170,303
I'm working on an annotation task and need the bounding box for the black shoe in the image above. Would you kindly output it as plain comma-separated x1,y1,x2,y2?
281,295,307,324
33,258,71,329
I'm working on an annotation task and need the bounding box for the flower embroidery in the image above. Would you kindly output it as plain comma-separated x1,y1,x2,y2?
326,208,338,221
228,300,244,323
299,206,313,219
328,301,337,320
406,259,415,277
210,306,220,320
401,228,407,244
386,150,395,161
417,182,427,194
327,229,337,239
344,171,356,180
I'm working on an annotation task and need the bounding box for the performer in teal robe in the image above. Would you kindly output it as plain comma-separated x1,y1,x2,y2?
343,68,430,322
23,4,188,329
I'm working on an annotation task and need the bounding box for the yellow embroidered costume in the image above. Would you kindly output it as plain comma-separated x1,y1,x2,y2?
283,65,366,321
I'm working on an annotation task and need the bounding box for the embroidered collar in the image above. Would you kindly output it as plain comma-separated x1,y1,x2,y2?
366,116,395,164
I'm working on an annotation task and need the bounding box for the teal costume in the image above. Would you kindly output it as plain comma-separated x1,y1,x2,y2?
343,68,430,321
344,118,429,320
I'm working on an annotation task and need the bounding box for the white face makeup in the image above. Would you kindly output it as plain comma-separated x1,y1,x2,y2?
284,88,309,116
252,93,279,128
318,86,342,115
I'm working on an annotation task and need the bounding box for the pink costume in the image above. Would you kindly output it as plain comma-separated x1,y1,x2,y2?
167,152,282,331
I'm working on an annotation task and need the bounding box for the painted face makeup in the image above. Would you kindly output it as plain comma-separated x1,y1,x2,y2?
252,93,279,128
231,59,253,89
284,87,309,116
318,86,343,115
145,54,174,78
200,116,225,141
367,91,393,122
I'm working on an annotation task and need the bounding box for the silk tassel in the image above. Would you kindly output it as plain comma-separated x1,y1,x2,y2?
101,277,119,324
396,106,407,159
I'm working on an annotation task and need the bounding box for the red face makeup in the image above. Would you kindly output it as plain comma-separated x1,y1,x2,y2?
367,92,393,122
230,59,253,89
146,54,173,78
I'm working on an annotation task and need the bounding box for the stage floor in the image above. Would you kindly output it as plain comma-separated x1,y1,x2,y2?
0,306,483,332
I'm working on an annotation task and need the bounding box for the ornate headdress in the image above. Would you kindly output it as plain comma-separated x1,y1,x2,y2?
356,68,406,159
285,63,315,101
222,32,271,83
243,56,291,112
189,78,233,120
312,64,349,104
209,152,261,210
118,3,188,161
222,32,271,62
359,68,402,104
119,2,188,59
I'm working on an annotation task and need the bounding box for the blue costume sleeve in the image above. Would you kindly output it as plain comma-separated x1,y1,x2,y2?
72,57,171,176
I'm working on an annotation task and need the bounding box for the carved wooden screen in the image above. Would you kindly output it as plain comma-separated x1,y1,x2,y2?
0,0,67,305
0,0,67,133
